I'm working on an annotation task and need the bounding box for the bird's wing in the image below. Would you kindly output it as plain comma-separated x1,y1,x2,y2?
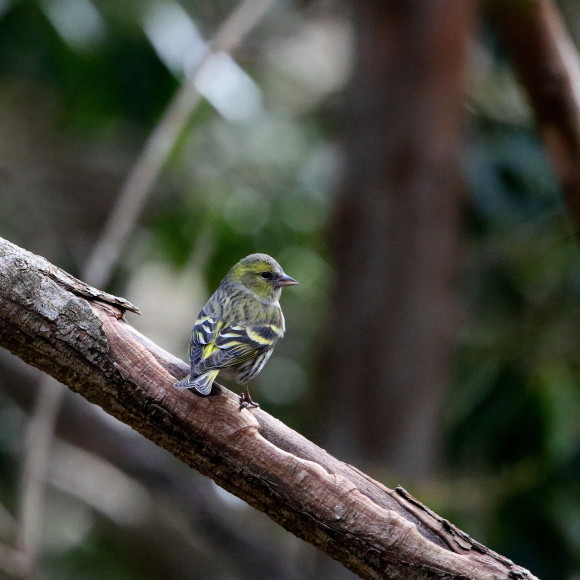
193,321,282,375
187,308,219,370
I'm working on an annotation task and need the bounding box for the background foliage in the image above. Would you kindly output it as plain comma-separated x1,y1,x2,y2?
0,1,579,579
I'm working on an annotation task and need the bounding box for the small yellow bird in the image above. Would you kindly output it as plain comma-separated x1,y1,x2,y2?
176,254,298,408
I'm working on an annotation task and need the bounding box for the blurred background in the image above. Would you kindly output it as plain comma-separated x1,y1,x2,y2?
0,0,579,578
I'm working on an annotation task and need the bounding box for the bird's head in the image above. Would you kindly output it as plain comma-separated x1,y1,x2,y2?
227,253,298,302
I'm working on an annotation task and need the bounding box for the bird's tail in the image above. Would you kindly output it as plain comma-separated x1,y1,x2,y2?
175,369,219,395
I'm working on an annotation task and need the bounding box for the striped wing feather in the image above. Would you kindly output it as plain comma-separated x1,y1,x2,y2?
177,307,282,393
194,322,281,375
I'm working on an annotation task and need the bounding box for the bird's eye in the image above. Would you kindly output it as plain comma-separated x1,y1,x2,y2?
260,272,274,280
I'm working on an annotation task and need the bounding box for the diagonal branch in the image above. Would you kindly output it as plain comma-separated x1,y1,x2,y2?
14,3,274,574
487,0,580,235
0,237,539,580
83,0,275,288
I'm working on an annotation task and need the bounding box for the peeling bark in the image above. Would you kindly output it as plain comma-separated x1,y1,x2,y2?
0,237,538,580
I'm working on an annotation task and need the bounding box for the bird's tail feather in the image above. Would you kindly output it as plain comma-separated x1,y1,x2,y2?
175,370,218,395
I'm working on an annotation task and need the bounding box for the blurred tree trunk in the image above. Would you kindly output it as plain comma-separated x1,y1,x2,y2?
319,0,477,479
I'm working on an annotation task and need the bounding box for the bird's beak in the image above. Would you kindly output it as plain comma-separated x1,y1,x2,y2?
275,273,299,288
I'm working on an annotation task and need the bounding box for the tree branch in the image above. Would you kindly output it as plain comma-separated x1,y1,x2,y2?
83,0,274,288
487,0,580,235
0,237,538,580
14,2,275,569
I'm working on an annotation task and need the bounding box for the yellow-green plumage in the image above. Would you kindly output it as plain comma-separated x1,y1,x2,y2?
176,254,298,408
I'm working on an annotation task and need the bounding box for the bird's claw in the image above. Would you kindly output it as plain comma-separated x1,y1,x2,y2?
239,391,259,410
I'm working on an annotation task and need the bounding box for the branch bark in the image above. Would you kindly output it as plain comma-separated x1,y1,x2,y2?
487,0,580,234
0,237,538,580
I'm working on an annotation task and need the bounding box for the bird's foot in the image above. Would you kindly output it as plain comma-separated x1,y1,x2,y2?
239,390,260,410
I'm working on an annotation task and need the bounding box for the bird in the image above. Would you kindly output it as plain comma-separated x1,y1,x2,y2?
175,253,298,409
